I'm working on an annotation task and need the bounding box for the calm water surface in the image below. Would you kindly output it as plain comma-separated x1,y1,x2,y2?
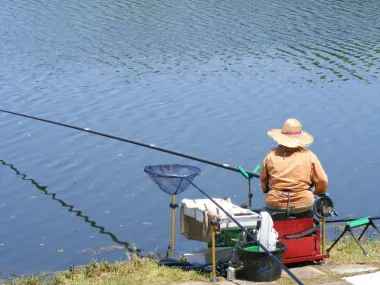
1,0,380,278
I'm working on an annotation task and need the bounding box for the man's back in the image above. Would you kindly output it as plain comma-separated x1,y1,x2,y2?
260,145,328,209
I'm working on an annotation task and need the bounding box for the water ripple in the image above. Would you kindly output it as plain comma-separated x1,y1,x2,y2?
1,0,380,278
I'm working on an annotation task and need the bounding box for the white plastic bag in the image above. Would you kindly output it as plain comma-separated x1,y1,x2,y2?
257,211,278,251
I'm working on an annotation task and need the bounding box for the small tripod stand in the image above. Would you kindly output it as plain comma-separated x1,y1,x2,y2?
327,217,380,257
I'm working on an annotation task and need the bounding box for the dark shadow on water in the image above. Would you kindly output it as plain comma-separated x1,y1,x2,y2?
0,159,140,253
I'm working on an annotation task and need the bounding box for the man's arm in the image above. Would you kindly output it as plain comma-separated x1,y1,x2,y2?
311,154,328,195
260,156,269,193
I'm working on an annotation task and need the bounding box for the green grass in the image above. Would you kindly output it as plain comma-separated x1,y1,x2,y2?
52,258,209,285
326,236,380,265
7,237,380,285
7,253,210,285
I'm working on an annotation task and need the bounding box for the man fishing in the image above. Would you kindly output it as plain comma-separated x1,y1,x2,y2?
260,118,328,214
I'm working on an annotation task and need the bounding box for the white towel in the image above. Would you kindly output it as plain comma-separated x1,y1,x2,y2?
257,211,278,252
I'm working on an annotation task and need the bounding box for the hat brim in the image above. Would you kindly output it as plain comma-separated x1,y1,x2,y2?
267,129,314,148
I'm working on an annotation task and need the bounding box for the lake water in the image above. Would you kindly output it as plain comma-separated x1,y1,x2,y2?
1,0,380,279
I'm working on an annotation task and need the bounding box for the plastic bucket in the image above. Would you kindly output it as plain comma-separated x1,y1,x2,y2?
239,241,287,282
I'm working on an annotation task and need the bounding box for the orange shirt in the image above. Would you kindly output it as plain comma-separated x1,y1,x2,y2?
260,146,328,208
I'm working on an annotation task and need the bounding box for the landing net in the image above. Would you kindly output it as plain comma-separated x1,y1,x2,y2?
144,164,201,195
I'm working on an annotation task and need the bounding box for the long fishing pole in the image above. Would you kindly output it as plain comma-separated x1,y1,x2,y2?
187,179,304,285
0,109,259,178
326,217,380,223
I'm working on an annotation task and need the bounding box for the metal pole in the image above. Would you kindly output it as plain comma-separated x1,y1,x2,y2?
171,195,176,258
322,204,326,255
0,109,260,178
210,226,218,282
248,179,252,208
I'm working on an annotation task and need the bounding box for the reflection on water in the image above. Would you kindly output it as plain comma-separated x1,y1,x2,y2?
0,159,137,253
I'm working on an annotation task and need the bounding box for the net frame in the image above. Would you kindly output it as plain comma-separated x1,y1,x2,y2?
144,164,201,195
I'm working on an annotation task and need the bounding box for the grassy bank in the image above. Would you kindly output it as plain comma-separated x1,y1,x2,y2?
7,252,209,285
7,237,380,285
326,236,380,265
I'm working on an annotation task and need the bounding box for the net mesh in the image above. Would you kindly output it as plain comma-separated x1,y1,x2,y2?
144,164,201,195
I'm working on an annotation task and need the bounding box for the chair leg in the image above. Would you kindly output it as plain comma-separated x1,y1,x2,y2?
358,224,370,241
327,226,348,254
348,228,369,257
370,220,380,235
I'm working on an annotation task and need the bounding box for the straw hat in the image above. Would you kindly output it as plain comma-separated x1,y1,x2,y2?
267,118,314,148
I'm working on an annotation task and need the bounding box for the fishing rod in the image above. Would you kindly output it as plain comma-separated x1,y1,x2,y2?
326,217,380,223
3,109,380,221
0,159,137,252
0,109,260,178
